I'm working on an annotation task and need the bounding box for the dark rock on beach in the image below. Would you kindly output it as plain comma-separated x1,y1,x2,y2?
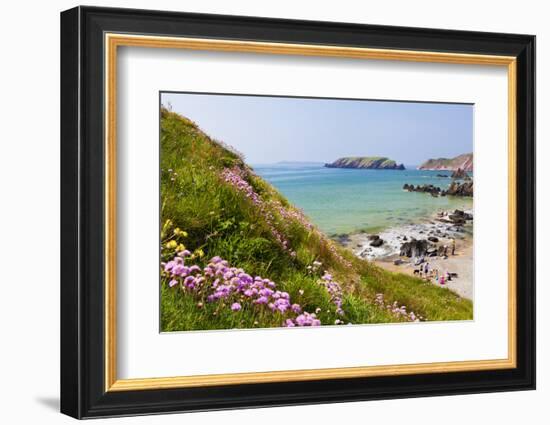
428,236,439,243
454,209,473,220
435,209,473,227
370,238,384,247
448,214,465,224
399,238,429,258
426,247,438,257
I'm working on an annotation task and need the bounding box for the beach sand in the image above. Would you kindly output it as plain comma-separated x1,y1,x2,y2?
343,209,474,300
373,239,473,300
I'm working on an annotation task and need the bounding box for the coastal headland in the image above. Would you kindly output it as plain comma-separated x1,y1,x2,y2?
418,153,473,171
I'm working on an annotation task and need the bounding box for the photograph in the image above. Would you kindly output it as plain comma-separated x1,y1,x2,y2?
160,92,474,332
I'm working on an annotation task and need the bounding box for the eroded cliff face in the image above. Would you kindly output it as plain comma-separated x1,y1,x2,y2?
325,156,405,170
418,153,473,171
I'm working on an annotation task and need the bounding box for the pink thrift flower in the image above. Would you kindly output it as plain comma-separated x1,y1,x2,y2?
255,296,269,305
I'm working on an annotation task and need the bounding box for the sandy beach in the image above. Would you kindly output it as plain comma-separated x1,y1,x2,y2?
372,239,473,300
342,209,474,300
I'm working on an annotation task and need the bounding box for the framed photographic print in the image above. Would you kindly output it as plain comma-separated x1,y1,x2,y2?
60,6,535,419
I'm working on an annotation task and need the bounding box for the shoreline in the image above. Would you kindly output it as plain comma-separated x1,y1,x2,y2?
339,208,474,300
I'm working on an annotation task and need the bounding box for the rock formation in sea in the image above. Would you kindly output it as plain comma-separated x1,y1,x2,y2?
450,167,472,180
445,181,473,197
403,181,473,197
325,157,405,170
403,183,442,197
418,153,473,172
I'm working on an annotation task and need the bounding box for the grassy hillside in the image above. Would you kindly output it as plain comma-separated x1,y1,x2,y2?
160,108,472,331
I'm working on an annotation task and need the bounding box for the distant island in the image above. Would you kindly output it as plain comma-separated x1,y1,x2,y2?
418,153,473,171
325,157,405,170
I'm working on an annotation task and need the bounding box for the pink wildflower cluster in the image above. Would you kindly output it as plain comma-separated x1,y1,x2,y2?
220,167,262,205
374,293,421,322
163,254,321,327
319,272,345,316
284,312,321,327
324,237,353,268
221,167,295,255
268,199,314,231
221,167,352,269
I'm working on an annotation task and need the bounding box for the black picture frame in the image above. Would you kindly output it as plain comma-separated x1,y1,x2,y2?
60,5,535,419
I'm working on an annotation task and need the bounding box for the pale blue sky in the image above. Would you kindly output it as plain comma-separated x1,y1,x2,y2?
161,92,473,166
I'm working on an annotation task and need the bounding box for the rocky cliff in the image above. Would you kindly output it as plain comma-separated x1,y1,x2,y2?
325,157,405,170
418,153,473,172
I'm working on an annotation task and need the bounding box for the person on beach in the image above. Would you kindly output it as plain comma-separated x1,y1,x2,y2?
434,269,439,282
451,238,456,256
439,274,445,285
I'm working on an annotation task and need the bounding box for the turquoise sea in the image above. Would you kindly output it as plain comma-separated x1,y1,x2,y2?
253,163,473,235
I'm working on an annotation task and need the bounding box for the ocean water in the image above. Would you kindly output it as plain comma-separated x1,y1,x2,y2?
253,163,473,235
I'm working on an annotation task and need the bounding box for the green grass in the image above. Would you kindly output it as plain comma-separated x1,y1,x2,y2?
352,260,473,321
159,107,473,331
